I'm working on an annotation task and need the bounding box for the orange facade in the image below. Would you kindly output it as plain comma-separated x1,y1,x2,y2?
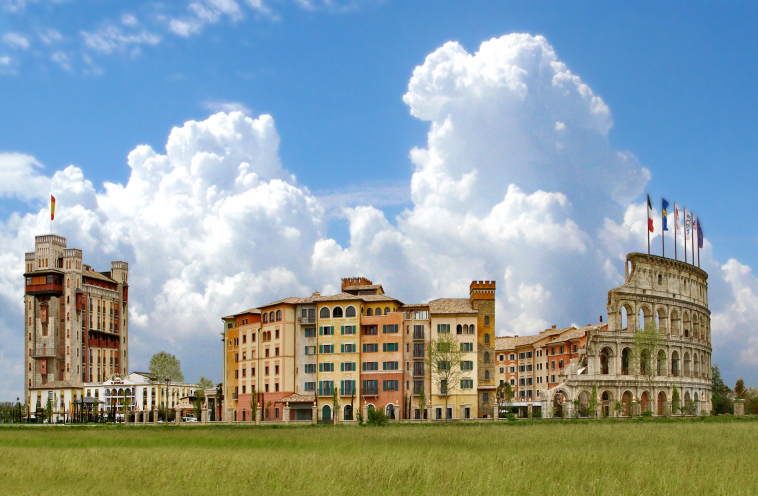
359,312,403,418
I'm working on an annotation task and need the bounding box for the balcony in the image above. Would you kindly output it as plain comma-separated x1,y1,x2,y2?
362,388,379,397
317,387,335,397
26,283,63,297
412,369,425,378
232,392,238,399
413,331,424,341
340,388,356,397
298,316,316,324
31,344,64,360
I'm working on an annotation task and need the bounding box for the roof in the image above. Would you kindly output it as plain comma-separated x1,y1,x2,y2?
312,293,365,302
82,267,116,284
30,380,83,390
258,297,304,309
495,335,543,350
428,298,477,315
359,294,402,304
548,326,595,344
400,304,430,309
279,393,315,403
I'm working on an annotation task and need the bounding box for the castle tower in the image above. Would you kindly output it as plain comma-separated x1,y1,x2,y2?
470,280,496,418
23,234,130,404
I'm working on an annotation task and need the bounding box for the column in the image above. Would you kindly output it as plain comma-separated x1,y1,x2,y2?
665,400,672,417
394,402,400,423
175,407,182,424
283,403,290,425
226,407,233,424
425,404,431,423
561,399,567,419
333,403,339,425
460,404,466,421
153,409,158,425
527,401,533,420
201,407,208,425
256,406,262,425
734,399,745,416
362,403,369,423
312,402,318,425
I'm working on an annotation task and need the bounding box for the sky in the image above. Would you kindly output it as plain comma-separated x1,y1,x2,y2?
1,0,757,400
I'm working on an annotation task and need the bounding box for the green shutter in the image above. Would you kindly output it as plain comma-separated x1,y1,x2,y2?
319,363,323,372
362,362,366,371
319,326,323,335
341,380,344,393
362,343,366,352
341,344,344,353
437,323,440,333
383,380,387,391
341,362,344,372
341,325,344,335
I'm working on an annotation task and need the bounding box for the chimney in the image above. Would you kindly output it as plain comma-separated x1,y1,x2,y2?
552,325,556,330
600,315,603,323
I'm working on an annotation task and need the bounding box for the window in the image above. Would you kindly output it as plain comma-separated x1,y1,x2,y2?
460,342,473,352
551,347,555,355
559,359,564,368
305,364,316,373
366,308,373,316
304,345,316,355
265,366,269,375
413,362,424,377
345,305,356,318
519,365,525,372
484,352,490,362
560,346,564,354
332,306,343,318
509,354,515,360
275,329,280,339
305,382,316,392
461,379,473,389
484,370,490,380
320,326,334,336
413,380,424,395
375,307,382,316
275,347,279,356
484,315,490,326
382,342,399,352
242,334,246,344
383,324,399,334
499,354,504,361
363,380,379,394
384,307,391,315
343,325,356,335
265,349,269,357
468,325,475,334
437,324,451,334
519,352,525,359
383,361,399,371
320,362,334,372
276,310,281,321
364,325,377,335
573,345,578,353
320,307,330,318
527,351,532,358
320,344,334,354
527,364,532,371
383,380,399,391
269,312,274,322
304,328,316,338
482,393,489,403
342,362,356,372
510,367,515,373
363,343,378,353
461,361,474,371
275,365,279,375
363,361,379,371
413,343,424,358
551,361,555,369
551,375,555,383
343,343,356,353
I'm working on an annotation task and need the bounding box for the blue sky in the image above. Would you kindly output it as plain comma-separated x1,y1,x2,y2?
1,0,757,397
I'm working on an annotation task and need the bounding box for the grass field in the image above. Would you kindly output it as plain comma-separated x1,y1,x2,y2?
1,417,756,495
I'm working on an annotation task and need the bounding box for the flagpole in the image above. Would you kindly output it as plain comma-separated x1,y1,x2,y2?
674,205,678,261
684,208,688,264
691,213,695,266
661,199,665,258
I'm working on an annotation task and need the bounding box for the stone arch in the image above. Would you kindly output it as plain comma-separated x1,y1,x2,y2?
553,389,569,418
578,390,591,417
657,349,667,376
656,307,667,333
639,304,652,330
671,350,680,377
694,353,700,378
599,346,613,374
622,390,633,416
657,390,667,415
601,390,613,418
693,313,700,341
684,351,691,377
385,403,395,420
670,308,680,336
621,347,631,375
640,391,650,412
620,303,633,331
683,311,691,338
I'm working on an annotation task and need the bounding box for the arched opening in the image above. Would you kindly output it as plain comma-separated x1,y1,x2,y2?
620,305,630,331
694,393,699,414
375,307,382,316
640,391,650,412
366,308,373,316
694,353,700,378
332,307,343,318
484,352,490,363
601,391,613,418
343,404,353,421
345,306,356,318
469,325,475,334
621,348,631,375
578,390,590,417
684,352,691,377
639,307,646,330
671,351,680,377
600,347,612,374
683,312,691,338
457,324,462,335
385,403,395,420
640,349,650,375
262,313,268,323
322,405,331,422
484,333,490,344
670,309,680,336
553,390,568,418
693,313,700,341
276,310,282,321
657,350,667,376
484,370,490,380
319,307,329,319
269,312,274,322
657,391,667,415
384,307,391,315
656,308,666,333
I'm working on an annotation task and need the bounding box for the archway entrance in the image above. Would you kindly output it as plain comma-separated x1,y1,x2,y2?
602,391,613,418
657,391,667,415
640,391,649,412
622,391,633,416
343,404,353,421
553,391,567,418
322,405,331,422
386,404,395,420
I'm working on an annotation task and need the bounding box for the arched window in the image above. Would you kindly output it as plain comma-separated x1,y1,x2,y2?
456,324,462,335
657,350,666,376
620,305,629,331
276,310,282,321
484,370,490,380
345,306,356,318
484,333,489,344
319,307,329,319
484,352,489,362
469,325,475,334
375,307,382,316
269,312,275,323
600,347,611,374
262,313,268,323
332,306,343,318
658,274,662,286
366,308,373,316
621,348,630,375
384,307,390,315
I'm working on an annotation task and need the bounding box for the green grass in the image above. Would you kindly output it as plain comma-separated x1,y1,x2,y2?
1,417,757,495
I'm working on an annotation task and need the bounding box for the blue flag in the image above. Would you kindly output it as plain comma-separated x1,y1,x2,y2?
697,218,703,248
662,199,669,231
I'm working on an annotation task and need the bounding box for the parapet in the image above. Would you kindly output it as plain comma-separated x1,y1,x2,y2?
341,277,373,291
470,280,496,300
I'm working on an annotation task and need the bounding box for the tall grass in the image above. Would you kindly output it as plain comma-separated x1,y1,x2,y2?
0,418,756,495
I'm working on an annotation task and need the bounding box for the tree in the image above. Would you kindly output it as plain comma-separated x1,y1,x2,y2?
630,321,665,412
194,388,205,420
711,364,733,415
587,385,600,418
197,376,214,391
148,351,184,414
249,386,257,421
734,378,746,399
45,396,52,424
332,386,339,423
215,382,223,421
496,382,513,418
122,390,131,423
672,384,680,415
425,332,465,420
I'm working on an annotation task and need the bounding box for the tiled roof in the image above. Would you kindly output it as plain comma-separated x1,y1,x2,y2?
344,284,383,291
494,335,543,350
30,380,84,390
83,268,116,284
259,297,304,309
312,293,364,302
279,393,315,403
400,304,430,309
428,298,477,315
548,326,594,343
359,295,402,304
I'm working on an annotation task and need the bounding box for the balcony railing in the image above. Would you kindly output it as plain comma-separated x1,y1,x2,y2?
340,388,356,396
298,316,316,324
362,388,378,396
413,369,425,377
413,331,424,341
232,392,238,399
32,344,64,360
317,387,334,397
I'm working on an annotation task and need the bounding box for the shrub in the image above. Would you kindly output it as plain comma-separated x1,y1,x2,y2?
367,408,388,426
640,410,654,419
356,412,364,426
506,413,516,421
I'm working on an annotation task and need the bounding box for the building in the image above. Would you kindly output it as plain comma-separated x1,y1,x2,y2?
221,277,496,421
85,372,199,418
23,234,129,405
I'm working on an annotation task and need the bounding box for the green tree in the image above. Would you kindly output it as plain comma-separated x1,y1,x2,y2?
425,332,465,420
671,384,680,415
249,386,257,421
148,351,184,414
332,386,339,423
711,364,733,415
587,385,600,418
197,376,214,391
194,388,205,420
496,382,513,418
44,396,52,423
122,389,131,423
630,321,666,412
734,378,746,399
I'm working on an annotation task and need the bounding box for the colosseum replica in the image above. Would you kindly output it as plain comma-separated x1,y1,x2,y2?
544,252,712,417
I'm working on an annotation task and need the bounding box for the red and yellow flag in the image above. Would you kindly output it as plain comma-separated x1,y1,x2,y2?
51,195,56,220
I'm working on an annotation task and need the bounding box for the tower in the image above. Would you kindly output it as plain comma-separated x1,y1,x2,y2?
470,280,496,418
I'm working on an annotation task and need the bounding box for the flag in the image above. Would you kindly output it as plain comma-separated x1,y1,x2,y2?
685,208,691,236
662,198,669,231
675,203,680,231
51,195,56,221
697,218,704,248
647,195,654,232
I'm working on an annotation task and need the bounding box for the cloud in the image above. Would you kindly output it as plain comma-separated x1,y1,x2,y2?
81,26,160,54
169,0,248,37
38,28,62,45
202,100,252,115
121,14,139,27
50,51,71,70
0,153,51,199
3,32,30,50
